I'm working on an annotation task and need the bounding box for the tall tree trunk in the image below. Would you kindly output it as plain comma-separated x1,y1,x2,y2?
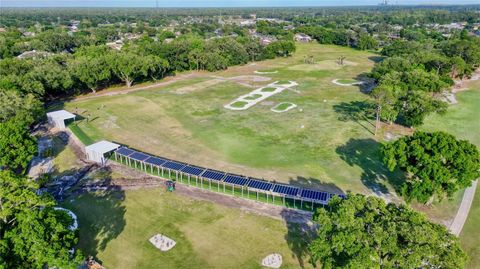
375,105,381,136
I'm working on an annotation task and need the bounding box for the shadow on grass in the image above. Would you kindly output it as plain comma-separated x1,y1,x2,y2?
63,167,126,263
281,178,344,268
335,138,403,195
288,176,344,195
333,100,376,135
280,210,317,269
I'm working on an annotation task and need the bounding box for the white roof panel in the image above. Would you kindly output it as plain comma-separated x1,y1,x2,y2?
46,110,76,120
85,140,120,154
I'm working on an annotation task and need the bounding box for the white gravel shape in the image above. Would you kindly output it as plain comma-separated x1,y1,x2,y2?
54,207,78,231
225,81,298,111
261,253,283,268
149,234,176,252
332,79,365,86
271,102,297,113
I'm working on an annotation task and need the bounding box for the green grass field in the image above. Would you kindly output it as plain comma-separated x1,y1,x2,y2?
336,79,358,84
62,43,383,195
55,43,480,268
421,81,480,269
62,189,314,269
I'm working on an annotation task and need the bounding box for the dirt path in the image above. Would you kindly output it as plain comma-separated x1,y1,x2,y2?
449,180,478,236
73,72,207,101
105,163,313,224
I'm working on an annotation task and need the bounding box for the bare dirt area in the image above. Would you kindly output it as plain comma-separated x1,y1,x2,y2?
452,69,480,93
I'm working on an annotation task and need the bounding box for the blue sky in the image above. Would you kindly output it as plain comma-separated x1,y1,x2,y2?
2,0,479,7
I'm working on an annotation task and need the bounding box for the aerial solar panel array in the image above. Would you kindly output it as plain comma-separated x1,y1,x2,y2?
180,165,205,176
115,146,344,204
201,169,225,181
145,156,167,166
247,178,273,191
272,184,299,197
163,160,186,170
223,174,249,186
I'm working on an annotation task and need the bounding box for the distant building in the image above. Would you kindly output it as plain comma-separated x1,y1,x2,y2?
17,50,52,59
295,33,312,42
106,40,123,50
22,31,35,37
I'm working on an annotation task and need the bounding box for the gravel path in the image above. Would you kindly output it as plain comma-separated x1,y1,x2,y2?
449,180,478,236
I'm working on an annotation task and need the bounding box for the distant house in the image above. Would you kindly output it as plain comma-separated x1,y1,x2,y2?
295,33,312,42
17,50,52,59
106,40,123,50
283,25,295,31
22,31,35,37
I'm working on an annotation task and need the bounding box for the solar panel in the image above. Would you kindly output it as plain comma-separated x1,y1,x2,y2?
162,161,186,170
247,179,273,191
130,152,150,161
144,156,167,166
300,189,328,201
180,165,205,176
201,170,225,181
223,174,249,186
272,184,299,196
116,147,135,156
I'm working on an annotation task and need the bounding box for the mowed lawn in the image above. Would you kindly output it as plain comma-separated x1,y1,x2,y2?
62,189,314,269
421,82,480,269
63,43,392,195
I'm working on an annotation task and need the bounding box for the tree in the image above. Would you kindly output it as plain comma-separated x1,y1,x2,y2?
69,55,112,93
0,116,37,172
0,171,83,268
381,131,480,203
31,59,73,96
357,33,378,50
310,194,467,268
110,52,151,87
0,90,44,123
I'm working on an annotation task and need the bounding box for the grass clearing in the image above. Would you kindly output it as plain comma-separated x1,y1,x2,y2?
61,43,478,228
62,189,313,269
336,79,358,84
230,101,248,108
244,94,262,100
272,102,296,112
260,87,277,92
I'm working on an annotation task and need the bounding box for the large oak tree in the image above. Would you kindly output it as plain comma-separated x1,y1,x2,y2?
310,194,467,268
382,131,479,203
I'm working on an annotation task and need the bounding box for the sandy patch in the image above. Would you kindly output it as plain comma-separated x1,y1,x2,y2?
254,70,278,74
331,79,365,86
174,79,223,94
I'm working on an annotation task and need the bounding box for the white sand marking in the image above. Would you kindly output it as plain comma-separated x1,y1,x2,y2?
271,102,297,113
254,70,278,74
54,207,78,231
261,253,283,268
149,234,176,252
225,81,298,110
331,79,365,86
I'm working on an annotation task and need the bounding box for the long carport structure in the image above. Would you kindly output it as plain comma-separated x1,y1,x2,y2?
113,146,344,210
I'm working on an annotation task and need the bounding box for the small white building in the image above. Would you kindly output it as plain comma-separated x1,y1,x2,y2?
295,33,312,42
46,110,76,129
85,140,120,165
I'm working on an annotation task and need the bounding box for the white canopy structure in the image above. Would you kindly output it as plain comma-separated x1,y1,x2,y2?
85,140,120,164
46,110,76,129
